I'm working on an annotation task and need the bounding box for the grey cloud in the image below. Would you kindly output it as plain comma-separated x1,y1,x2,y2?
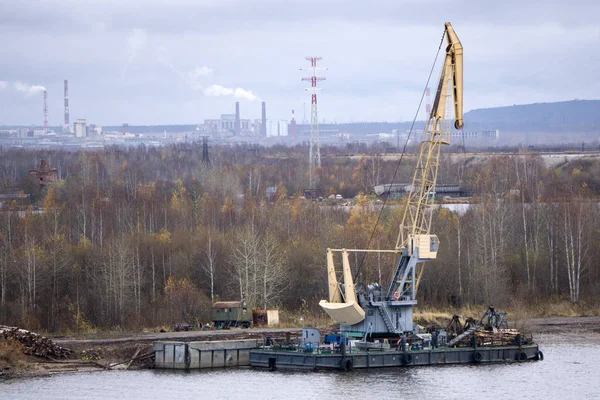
2,0,599,34
0,0,599,125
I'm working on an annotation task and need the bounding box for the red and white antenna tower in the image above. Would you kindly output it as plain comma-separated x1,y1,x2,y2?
43,90,48,134
301,56,327,189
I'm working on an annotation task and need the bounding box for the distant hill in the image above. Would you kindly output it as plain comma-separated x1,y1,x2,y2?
464,100,600,133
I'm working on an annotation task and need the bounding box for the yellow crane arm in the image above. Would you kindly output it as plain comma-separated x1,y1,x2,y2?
397,22,463,249
443,22,463,130
395,23,463,293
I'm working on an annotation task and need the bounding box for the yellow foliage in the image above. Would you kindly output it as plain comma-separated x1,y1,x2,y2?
152,228,172,245
221,197,235,214
44,185,61,212
164,276,196,296
275,186,288,203
355,192,369,207
170,179,189,212
345,208,382,247
78,235,92,249
437,207,455,221
290,197,304,222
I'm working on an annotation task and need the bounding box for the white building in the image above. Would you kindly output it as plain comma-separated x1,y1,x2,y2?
266,120,288,137
74,119,87,138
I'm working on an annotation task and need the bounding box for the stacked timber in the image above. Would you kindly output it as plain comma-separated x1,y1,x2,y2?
0,326,71,358
475,328,521,346
451,327,522,347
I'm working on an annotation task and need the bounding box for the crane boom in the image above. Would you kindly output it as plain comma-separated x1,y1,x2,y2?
319,23,463,336
397,22,463,249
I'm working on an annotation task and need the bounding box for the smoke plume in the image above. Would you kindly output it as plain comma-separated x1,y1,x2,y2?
14,81,46,97
188,66,213,80
204,84,258,101
122,28,148,78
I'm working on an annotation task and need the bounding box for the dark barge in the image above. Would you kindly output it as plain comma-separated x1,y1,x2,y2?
250,308,543,371
250,342,541,371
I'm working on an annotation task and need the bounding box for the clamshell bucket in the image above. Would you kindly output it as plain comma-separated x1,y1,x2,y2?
319,249,366,325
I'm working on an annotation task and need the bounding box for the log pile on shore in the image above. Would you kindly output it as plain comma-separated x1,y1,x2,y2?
0,326,71,358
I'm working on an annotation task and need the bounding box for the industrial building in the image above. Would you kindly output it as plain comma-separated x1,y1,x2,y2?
204,114,251,135
74,119,87,138
266,120,289,137
200,101,289,138
450,130,499,141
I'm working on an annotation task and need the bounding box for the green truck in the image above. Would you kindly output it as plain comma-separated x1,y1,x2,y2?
211,300,252,328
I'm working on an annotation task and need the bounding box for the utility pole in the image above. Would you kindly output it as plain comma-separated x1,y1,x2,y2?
301,57,327,189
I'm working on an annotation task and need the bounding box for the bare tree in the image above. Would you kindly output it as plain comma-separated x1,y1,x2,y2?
201,232,218,304
258,233,288,310
560,200,592,302
230,228,259,304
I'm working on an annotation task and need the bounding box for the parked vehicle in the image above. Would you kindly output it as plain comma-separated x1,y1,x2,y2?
211,300,252,329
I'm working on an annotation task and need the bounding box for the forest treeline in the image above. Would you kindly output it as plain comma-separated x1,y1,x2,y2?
0,142,599,332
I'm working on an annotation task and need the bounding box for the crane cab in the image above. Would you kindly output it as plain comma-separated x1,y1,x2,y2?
407,234,439,259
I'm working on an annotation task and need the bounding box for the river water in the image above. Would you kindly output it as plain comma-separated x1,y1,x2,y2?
1,333,599,400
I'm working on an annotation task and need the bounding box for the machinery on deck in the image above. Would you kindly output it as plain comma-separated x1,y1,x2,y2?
319,22,463,338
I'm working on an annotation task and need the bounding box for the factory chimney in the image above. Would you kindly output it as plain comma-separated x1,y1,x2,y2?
64,80,70,127
43,90,48,134
261,101,266,136
235,102,240,135
290,109,296,136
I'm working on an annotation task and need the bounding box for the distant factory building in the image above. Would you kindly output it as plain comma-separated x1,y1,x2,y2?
374,183,466,199
87,124,102,136
450,130,499,141
203,114,251,135
201,102,267,136
74,119,87,138
266,120,288,137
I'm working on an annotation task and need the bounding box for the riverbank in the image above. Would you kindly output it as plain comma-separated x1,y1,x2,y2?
2,316,599,380
1,327,300,380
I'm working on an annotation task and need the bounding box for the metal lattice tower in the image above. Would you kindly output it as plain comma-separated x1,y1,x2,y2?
302,57,326,189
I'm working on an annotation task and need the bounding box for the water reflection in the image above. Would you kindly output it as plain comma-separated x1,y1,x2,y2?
1,335,599,400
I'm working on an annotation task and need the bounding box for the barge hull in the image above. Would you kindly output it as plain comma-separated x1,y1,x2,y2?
250,344,540,370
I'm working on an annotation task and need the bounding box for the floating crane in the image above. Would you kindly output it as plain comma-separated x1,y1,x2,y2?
319,22,463,337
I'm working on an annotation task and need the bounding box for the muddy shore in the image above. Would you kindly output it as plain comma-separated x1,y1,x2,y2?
2,316,599,380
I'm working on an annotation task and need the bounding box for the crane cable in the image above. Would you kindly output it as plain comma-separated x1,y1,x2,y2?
353,26,448,282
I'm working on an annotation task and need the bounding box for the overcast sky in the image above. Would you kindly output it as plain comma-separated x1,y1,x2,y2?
1,0,598,126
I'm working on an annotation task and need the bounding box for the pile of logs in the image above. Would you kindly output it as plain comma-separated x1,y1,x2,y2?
0,326,71,358
474,328,521,347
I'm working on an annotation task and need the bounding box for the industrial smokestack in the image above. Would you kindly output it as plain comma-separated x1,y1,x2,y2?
235,102,240,135
261,101,266,136
290,109,296,137
64,80,70,127
43,90,48,134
